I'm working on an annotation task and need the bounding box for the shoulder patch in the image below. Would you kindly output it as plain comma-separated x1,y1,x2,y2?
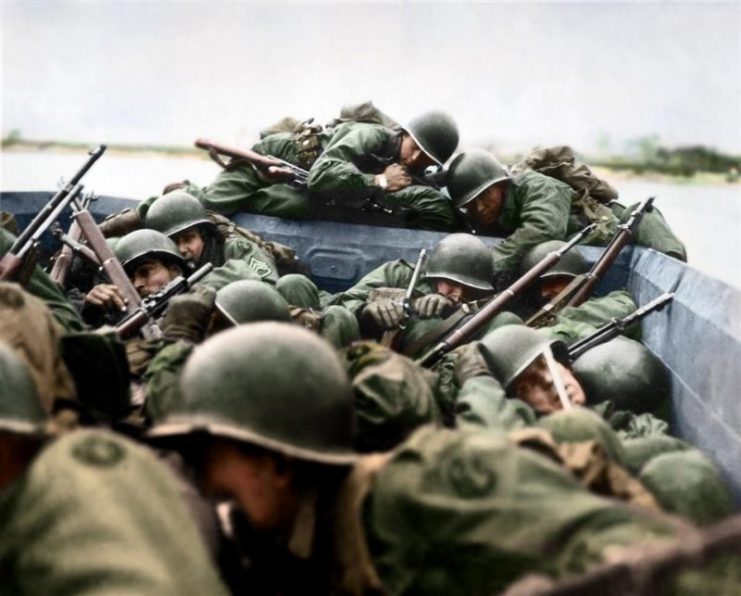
71,435,125,468
249,257,273,279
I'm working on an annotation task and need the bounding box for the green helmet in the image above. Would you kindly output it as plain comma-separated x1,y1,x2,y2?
114,229,185,274
639,451,734,526
520,241,588,280
572,336,670,414
151,323,358,465
215,280,291,326
402,111,459,166
537,408,626,464
145,191,214,238
447,149,510,210
0,342,47,436
425,233,494,291
478,325,569,389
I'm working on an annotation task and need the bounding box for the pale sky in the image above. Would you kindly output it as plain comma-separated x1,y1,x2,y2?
2,1,740,155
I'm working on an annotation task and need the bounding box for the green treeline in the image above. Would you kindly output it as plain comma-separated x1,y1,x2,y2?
597,145,741,178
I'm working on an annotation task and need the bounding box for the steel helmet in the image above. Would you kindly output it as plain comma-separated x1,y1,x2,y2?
520,241,589,280
572,336,670,414
214,280,291,326
478,325,569,390
145,191,214,239
402,111,459,166
150,323,358,465
447,149,510,210
0,342,47,436
537,408,626,464
114,229,185,274
425,233,494,291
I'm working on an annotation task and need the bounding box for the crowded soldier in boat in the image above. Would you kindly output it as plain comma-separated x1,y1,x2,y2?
0,100,739,594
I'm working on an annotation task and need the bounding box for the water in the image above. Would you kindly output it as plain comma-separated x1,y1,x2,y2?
2,151,740,287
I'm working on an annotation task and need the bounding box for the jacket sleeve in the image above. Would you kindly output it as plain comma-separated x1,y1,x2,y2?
493,174,573,272
307,124,387,194
455,376,537,431
327,260,415,315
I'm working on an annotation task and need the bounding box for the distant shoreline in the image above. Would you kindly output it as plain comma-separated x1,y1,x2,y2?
2,140,738,187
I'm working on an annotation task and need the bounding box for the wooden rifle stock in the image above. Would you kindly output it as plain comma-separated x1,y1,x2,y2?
416,224,596,368
73,209,142,316
194,138,309,185
565,196,655,308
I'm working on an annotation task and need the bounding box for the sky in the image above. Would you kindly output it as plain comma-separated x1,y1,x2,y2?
1,1,740,156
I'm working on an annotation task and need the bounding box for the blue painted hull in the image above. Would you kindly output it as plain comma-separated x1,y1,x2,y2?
2,191,739,501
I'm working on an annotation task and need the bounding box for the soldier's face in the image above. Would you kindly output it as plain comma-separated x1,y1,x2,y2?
434,280,472,304
174,228,205,263
467,183,506,229
513,355,586,414
200,440,300,532
130,259,181,297
539,277,571,302
399,134,437,171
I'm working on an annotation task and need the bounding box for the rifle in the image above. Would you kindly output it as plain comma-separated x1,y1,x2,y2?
115,263,213,339
49,192,96,285
416,224,596,368
526,196,656,327
195,138,309,187
567,292,674,361
70,201,144,317
399,249,428,329
0,145,106,283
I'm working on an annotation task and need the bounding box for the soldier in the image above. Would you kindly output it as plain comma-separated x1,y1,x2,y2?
82,229,187,324
149,323,708,594
329,233,519,355
144,190,280,288
518,240,639,344
0,342,227,594
452,325,734,526
184,111,460,230
446,149,687,273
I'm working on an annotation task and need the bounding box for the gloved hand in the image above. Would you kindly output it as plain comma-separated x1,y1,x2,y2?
414,293,454,318
453,342,492,387
160,285,217,343
362,299,405,330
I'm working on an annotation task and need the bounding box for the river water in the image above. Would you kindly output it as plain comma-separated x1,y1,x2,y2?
2,151,740,288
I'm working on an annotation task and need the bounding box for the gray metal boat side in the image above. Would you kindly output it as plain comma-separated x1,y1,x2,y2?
2,191,739,500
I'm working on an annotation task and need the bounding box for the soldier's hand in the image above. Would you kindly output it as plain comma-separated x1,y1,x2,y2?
85,284,128,313
362,300,405,330
414,293,454,318
161,285,217,343
381,164,412,192
454,343,492,387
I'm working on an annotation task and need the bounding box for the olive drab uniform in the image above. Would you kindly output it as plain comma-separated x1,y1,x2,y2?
327,258,515,355
539,289,639,344
0,430,227,595
513,145,688,262
0,227,86,333
196,233,279,291
361,426,684,595
492,170,618,273
184,128,327,219
306,122,456,230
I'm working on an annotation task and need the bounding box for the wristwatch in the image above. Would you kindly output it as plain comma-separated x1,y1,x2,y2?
376,174,388,190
